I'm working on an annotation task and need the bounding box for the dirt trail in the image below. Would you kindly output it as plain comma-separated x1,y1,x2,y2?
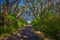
4,25,53,40
4,26,42,40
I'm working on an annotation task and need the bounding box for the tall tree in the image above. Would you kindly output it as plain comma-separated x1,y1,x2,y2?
2,0,20,32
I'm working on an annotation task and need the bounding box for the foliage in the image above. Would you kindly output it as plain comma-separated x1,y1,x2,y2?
0,26,5,34
5,14,26,34
0,14,4,34
32,8,60,39
17,18,26,27
0,13,26,34
5,14,17,34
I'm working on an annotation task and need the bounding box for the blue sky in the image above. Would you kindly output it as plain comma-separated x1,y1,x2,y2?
0,0,3,4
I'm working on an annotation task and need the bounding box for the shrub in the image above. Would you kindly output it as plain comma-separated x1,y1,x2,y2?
32,10,60,39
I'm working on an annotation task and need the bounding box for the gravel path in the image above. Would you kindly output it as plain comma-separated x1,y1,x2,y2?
6,26,43,40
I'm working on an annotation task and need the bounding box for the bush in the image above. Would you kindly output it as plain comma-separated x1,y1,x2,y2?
32,10,60,39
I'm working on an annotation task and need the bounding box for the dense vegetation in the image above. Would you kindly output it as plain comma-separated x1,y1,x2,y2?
32,6,60,40
31,0,60,39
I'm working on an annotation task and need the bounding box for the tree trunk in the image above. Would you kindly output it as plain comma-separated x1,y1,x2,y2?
3,0,9,32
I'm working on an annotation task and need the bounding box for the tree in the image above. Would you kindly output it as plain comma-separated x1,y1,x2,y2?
1,0,20,32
